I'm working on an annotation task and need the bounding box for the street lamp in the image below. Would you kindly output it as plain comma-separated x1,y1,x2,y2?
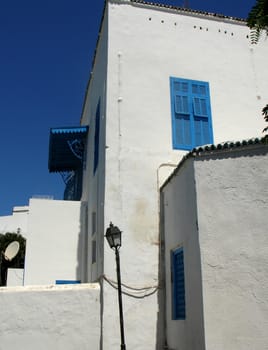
105,222,126,350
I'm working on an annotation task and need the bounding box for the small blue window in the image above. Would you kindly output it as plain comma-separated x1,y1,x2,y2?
93,101,100,174
170,77,213,150
171,247,185,320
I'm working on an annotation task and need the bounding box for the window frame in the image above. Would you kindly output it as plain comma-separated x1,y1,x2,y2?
170,77,214,150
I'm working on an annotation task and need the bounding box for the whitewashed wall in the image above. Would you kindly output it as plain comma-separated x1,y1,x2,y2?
107,1,268,160
0,283,100,350
161,145,268,349
161,159,205,350
195,146,268,350
24,199,85,286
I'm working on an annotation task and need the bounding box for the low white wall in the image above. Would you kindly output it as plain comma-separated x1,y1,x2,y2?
0,283,100,350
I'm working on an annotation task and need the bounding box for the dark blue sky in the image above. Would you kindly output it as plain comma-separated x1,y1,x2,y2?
0,0,256,215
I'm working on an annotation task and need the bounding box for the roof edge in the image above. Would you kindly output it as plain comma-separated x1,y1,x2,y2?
129,0,246,23
161,136,268,190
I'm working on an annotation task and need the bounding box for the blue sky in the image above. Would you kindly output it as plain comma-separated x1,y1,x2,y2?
0,0,256,215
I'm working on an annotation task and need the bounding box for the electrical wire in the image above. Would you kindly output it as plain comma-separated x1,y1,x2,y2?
101,274,159,299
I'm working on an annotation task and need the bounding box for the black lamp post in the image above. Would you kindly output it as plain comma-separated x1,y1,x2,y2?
105,222,126,350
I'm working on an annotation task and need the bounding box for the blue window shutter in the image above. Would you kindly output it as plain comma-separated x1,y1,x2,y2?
170,78,192,149
93,101,100,174
170,77,213,150
191,82,212,146
172,247,186,320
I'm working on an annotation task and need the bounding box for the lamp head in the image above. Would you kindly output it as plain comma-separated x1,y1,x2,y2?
105,222,122,249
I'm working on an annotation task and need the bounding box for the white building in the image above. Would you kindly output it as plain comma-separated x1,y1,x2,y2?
74,1,268,349
1,1,268,349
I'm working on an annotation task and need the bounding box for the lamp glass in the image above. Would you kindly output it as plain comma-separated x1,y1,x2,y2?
106,233,114,249
112,230,121,247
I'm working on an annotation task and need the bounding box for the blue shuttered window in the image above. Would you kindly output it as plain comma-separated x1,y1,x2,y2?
171,247,185,320
170,77,213,150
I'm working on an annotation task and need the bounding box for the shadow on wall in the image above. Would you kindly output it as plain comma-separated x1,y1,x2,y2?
156,191,167,350
75,200,104,350
76,202,88,284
